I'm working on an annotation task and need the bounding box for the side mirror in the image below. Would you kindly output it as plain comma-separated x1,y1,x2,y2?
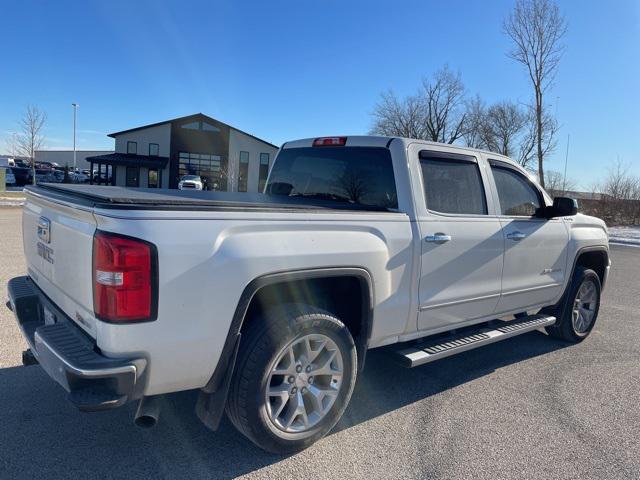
548,196,578,218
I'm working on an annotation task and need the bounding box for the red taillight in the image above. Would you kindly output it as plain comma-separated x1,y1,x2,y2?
312,136,347,147
93,231,157,323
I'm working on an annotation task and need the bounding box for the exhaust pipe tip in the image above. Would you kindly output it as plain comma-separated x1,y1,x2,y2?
134,395,162,428
134,414,158,428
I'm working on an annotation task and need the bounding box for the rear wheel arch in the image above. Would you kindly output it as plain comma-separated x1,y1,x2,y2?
196,267,374,430
239,268,374,370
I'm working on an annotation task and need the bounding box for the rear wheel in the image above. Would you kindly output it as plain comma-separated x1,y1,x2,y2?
545,267,601,342
226,304,357,454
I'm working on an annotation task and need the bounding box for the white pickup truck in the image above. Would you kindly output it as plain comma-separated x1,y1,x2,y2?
7,136,610,453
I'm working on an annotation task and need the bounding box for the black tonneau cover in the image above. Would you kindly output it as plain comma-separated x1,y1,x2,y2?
26,184,392,213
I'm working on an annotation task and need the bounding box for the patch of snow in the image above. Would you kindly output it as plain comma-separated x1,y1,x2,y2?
608,226,640,247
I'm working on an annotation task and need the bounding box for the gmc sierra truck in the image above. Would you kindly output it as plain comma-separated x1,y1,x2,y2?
6,136,610,454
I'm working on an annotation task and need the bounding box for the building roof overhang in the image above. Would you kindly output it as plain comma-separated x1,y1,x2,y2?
85,153,169,168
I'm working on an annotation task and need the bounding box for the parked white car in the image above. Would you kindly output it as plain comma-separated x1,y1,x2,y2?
7,136,610,454
70,171,89,183
178,174,204,190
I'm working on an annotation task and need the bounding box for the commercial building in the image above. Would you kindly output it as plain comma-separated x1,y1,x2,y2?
87,113,279,191
35,150,114,171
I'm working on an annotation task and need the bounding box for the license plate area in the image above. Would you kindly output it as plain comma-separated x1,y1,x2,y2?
43,304,57,325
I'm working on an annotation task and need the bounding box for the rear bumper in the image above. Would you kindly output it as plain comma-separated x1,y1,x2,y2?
7,276,146,411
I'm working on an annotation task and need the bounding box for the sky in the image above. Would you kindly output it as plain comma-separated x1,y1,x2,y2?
1,0,638,188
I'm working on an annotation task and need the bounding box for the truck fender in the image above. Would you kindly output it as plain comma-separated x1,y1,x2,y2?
196,267,374,430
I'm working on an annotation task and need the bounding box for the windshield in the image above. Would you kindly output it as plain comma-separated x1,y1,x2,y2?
265,147,398,210
181,175,200,181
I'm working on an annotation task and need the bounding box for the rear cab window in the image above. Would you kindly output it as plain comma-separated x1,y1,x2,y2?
265,147,398,210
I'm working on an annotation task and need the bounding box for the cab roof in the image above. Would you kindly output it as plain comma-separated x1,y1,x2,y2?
281,135,517,167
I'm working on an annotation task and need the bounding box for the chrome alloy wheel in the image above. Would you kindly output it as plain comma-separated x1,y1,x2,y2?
265,333,343,433
572,279,598,334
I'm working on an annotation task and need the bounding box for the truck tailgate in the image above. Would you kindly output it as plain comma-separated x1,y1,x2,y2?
22,190,98,337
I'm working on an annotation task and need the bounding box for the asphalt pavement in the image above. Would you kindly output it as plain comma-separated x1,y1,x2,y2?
1,207,639,479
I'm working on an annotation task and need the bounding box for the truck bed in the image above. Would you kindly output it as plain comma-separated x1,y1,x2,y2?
26,184,391,212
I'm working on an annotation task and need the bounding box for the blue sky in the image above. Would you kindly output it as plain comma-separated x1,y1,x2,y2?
1,0,638,188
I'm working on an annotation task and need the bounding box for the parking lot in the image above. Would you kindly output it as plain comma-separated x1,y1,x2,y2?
1,205,639,480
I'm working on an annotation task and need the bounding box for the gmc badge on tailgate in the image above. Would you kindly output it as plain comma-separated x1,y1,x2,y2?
37,217,54,264
37,216,51,244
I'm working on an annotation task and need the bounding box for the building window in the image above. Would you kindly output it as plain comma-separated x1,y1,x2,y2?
178,151,228,191
202,122,220,132
258,153,270,192
180,120,220,133
126,166,139,187
238,151,249,192
148,169,159,188
127,141,137,154
181,121,200,130
149,143,159,156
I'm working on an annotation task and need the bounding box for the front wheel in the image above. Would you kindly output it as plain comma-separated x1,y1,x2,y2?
545,267,601,342
226,304,357,454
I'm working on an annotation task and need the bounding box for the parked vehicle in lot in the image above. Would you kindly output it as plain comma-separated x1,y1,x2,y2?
10,166,33,186
7,136,610,454
42,170,65,183
178,174,204,190
34,169,52,183
2,167,17,186
70,171,89,183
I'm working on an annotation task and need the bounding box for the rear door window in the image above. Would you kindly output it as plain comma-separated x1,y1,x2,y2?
419,154,487,215
265,147,398,209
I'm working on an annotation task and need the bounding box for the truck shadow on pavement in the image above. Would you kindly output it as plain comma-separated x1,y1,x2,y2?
0,331,568,479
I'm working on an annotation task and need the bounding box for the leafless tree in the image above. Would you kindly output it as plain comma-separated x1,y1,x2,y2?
16,105,47,184
504,0,566,187
3,132,19,157
544,169,576,196
421,66,467,144
484,101,529,157
463,98,539,169
462,95,487,149
597,159,640,224
370,91,429,139
370,66,467,144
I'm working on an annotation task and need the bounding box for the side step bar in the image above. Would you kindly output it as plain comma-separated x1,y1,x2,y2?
392,314,556,368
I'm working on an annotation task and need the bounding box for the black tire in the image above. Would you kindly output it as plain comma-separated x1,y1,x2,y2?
226,304,357,454
545,267,601,342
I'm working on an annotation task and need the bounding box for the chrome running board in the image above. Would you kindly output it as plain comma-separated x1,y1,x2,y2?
391,314,557,368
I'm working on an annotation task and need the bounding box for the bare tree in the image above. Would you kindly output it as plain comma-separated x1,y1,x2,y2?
504,0,566,187
599,159,640,224
3,132,19,157
463,98,538,169
370,66,467,144
370,91,429,139
484,101,528,157
16,105,47,184
462,95,487,149
421,66,467,144
544,169,575,196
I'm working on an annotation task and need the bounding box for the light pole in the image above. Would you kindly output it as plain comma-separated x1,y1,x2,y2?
72,103,78,172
